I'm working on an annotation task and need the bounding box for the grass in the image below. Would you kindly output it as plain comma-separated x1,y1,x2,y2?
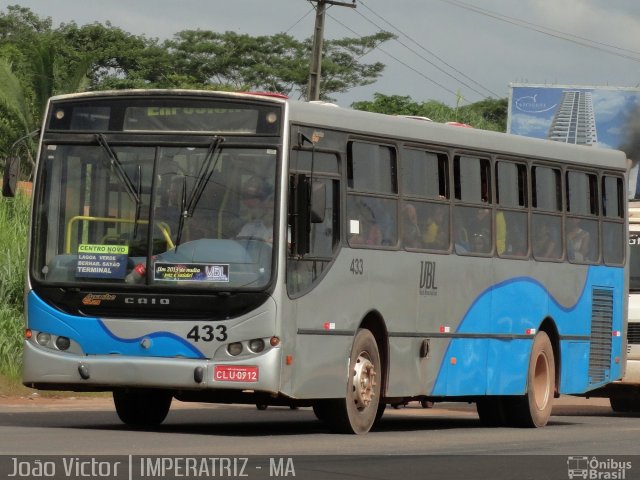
0,193,30,387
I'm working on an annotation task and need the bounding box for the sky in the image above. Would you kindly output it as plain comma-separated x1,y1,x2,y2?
8,0,640,110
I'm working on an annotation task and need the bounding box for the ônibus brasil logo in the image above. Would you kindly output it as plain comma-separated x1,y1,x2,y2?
567,456,632,479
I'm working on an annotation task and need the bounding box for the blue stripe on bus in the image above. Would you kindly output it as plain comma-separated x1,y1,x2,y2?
26,292,206,359
431,265,624,397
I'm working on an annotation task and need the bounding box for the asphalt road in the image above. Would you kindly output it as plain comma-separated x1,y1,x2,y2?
0,396,638,479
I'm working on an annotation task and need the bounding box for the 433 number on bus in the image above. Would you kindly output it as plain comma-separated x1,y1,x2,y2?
186,324,228,342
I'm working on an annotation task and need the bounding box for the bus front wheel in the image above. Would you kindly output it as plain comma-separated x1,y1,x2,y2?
113,389,173,426
326,328,381,434
508,331,555,427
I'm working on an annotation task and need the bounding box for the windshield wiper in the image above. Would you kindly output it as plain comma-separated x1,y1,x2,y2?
174,136,225,251
95,134,142,237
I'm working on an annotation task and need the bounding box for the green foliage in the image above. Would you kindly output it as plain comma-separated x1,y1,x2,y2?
0,5,396,158
0,194,30,380
0,305,23,379
163,30,394,100
352,93,508,132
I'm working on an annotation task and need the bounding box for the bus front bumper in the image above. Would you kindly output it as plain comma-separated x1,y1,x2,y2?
22,340,282,393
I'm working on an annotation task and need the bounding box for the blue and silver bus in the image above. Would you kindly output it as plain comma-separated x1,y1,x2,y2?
5,90,628,433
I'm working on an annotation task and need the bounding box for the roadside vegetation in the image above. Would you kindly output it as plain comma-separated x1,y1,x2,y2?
0,193,29,385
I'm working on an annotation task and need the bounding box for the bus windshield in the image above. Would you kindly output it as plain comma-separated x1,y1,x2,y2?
32,141,278,289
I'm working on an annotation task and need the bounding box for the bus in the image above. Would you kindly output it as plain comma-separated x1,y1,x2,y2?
588,201,640,411
3,89,628,434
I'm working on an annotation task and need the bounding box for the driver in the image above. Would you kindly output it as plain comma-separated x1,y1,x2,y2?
236,176,274,243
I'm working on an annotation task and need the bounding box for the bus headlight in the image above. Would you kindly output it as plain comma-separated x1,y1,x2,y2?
55,336,71,351
36,332,51,347
248,339,265,353
228,342,243,356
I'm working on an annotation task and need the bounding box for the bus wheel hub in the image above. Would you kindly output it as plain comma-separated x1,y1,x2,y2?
353,354,376,409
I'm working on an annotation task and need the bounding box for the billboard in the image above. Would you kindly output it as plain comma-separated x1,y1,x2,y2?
507,84,640,197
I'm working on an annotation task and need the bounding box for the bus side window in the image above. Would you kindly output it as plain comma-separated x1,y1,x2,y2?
496,161,528,257
400,148,449,251
566,171,599,263
602,175,624,265
532,165,563,261
347,141,398,247
453,155,492,254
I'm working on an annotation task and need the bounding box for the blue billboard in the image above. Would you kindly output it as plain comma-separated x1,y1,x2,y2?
507,84,640,198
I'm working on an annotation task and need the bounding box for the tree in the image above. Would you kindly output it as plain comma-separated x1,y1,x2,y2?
0,26,92,168
352,93,507,132
55,21,168,89
163,30,394,100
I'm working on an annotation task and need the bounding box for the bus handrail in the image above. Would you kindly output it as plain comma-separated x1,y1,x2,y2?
65,215,174,253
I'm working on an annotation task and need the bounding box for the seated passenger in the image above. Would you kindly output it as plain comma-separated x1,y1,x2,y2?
533,221,561,259
422,206,447,249
566,217,590,261
349,201,382,246
402,204,422,248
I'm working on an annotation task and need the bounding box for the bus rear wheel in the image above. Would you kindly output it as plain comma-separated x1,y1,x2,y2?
610,397,640,413
508,331,555,427
326,328,381,434
113,389,173,426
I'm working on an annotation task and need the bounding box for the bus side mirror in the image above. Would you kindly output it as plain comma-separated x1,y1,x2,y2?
310,181,326,224
2,157,19,197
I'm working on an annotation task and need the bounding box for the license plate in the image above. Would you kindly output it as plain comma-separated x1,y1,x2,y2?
214,365,259,382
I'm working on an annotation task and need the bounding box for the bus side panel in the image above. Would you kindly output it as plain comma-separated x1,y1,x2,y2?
486,338,530,395
431,265,625,397
431,276,550,396
559,341,590,392
290,335,352,398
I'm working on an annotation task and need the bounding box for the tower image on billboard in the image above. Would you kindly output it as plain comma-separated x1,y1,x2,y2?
547,90,598,146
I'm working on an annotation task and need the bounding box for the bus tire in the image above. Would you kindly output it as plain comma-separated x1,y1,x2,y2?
326,328,381,434
507,331,555,427
113,389,172,426
610,397,638,413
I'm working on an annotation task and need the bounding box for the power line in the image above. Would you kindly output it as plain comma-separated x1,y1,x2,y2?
358,0,499,98
283,5,315,34
326,11,467,101
352,9,489,99
438,0,640,63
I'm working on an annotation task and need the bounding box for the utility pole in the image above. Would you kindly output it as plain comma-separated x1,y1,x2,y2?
307,0,356,101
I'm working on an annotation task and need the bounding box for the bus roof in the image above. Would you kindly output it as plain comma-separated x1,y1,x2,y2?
286,99,628,172
47,89,628,171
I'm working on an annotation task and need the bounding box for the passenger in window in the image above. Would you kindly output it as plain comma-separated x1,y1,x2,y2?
423,207,447,249
467,208,491,253
401,204,419,245
402,204,422,248
453,218,470,253
236,176,274,243
533,221,560,259
566,217,590,261
350,200,382,246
